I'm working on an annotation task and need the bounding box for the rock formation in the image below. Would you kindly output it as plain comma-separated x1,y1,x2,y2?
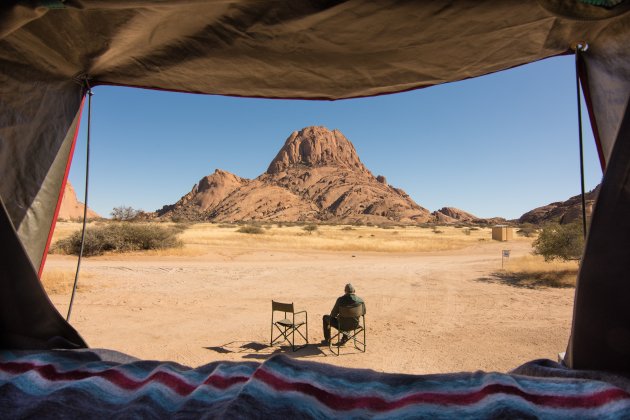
519,185,600,225
432,207,478,224
158,126,433,224
157,170,249,221
58,182,100,220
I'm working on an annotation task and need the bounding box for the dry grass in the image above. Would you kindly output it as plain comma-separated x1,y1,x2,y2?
485,255,578,288
50,221,88,242
50,222,532,256
40,268,92,295
177,223,522,254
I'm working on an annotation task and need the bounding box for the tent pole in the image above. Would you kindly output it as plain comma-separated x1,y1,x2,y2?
67,80,93,322
575,44,588,239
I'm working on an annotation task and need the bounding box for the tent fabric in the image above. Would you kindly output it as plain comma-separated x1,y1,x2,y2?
566,97,630,372
0,197,86,350
577,17,630,164
0,0,629,372
0,76,84,271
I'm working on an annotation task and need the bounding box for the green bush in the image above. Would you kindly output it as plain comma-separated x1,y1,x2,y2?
237,225,264,234
51,223,183,256
533,222,584,261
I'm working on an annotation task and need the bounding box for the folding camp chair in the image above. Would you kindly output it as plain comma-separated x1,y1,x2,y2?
270,301,308,352
329,303,366,355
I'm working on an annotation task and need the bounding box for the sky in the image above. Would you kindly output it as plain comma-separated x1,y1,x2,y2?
68,55,603,220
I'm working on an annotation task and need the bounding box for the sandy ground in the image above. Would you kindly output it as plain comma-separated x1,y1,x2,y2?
44,237,575,375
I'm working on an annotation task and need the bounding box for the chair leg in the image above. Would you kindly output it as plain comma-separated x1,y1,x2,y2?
329,330,341,356
363,328,366,352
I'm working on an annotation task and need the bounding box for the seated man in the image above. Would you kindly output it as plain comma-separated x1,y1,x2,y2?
322,283,365,344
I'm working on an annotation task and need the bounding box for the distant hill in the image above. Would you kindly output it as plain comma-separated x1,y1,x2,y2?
58,182,100,220
433,207,478,224
432,207,506,225
519,185,600,225
158,126,435,224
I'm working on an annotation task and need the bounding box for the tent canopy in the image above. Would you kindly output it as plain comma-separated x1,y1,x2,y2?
1,0,630,372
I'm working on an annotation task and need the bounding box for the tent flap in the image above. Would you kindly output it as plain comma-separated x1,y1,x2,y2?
566,96,630,372
0,196,86,349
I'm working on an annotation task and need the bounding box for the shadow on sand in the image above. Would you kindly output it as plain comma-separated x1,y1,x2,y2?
204,340,331,360
476,270,576,289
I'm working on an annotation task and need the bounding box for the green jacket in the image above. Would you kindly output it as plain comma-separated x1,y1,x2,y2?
330,293,365,318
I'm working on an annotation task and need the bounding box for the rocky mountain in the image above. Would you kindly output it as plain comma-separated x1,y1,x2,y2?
519,185,600,225
433,207,478,224
58,182,100,220
157,170,249,221
157,126,433,224
431,207,506,225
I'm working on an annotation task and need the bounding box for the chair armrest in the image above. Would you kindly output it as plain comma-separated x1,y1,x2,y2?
294,310,308,321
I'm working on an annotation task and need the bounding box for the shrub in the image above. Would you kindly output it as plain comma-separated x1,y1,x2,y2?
303,224,318,233
432,226,443,234
533,222,584,261
51,223,183,256
517,223,537,237
463,228,471,236
341,226,354,231
237,225,264,234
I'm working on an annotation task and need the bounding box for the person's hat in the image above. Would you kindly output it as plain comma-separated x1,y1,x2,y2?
344,283,355,294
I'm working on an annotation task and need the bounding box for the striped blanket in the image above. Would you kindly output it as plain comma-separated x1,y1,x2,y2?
2,349,630,418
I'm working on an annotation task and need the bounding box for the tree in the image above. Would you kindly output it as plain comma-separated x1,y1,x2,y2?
110,205,139,221
533,222,585,261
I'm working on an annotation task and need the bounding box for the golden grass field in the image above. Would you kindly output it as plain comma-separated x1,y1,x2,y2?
52,221,517,254
41,269,92,295
50,221,579,286
498,255,579,288
42,221,578,374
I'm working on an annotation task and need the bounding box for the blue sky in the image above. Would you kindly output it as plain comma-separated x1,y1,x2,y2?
68,55,602,220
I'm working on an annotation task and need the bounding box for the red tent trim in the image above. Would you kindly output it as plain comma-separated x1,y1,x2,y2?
37,95,86,278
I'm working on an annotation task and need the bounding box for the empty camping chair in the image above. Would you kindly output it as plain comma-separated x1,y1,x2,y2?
270,301,308,352
329,302,366,355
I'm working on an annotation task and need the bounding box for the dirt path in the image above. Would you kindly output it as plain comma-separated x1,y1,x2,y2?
45,240,574,374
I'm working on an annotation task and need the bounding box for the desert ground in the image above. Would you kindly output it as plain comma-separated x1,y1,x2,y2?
42,223,577,375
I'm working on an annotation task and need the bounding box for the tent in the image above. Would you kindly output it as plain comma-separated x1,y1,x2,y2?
1,0,629,374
